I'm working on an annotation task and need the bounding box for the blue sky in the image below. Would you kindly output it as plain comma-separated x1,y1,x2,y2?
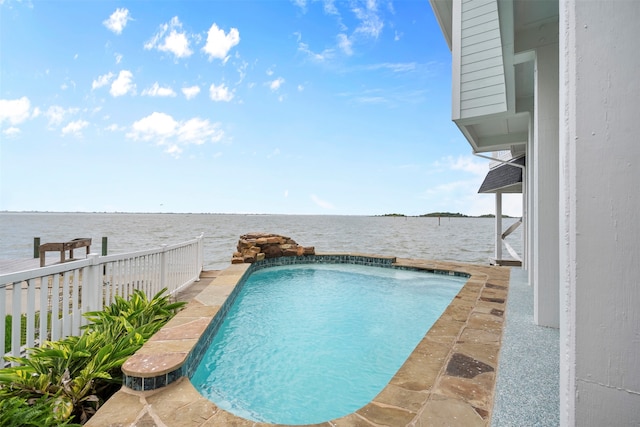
0,0,521,216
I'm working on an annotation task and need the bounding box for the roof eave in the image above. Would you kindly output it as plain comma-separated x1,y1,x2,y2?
429,0,453,51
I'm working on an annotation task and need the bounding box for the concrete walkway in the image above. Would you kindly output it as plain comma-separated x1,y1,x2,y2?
491,268,559,426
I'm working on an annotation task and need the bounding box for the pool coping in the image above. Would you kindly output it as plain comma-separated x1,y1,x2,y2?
88,255,511,427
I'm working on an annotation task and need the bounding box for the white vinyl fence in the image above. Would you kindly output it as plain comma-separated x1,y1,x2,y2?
1,234,204,365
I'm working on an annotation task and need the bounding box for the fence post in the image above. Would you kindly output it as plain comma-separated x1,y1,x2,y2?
34,237,40,258
160,244,168,291
102,237,108,256
82,254,101,323
196,233,204,281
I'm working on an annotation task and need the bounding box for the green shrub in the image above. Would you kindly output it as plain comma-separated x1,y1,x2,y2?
0,288,185,424
0,391,81,427
4,312,49,351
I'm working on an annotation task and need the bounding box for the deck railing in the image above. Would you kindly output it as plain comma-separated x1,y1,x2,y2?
0,234,204,364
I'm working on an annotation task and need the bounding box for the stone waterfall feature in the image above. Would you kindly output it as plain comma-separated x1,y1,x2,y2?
232,233,315,264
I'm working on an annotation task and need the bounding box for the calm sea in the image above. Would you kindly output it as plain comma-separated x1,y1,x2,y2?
0,212,522,271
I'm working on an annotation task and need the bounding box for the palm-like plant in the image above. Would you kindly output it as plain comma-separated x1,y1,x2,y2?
0,288,185,424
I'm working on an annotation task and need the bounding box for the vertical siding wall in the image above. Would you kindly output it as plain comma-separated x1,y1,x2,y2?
453,0,507,120
560,1,640,425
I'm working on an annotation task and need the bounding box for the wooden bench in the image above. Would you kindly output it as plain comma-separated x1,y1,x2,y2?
39,238,92,267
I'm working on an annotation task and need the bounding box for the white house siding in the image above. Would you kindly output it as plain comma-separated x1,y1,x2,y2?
457,0,507,119
559,1,640,425
532,41,559,329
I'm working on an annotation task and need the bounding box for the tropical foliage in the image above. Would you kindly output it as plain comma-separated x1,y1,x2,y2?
0,289,185,424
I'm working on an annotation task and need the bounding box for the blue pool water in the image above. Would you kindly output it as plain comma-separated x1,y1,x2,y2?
190,264,467,425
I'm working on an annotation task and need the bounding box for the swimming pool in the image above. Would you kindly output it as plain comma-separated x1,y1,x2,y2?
190,263,467,425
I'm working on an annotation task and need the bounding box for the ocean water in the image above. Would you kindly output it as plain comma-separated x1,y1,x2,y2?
0,212,522,271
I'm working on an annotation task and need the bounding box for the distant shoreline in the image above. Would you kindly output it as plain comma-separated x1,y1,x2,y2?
1,211,514,218
378,212,515,218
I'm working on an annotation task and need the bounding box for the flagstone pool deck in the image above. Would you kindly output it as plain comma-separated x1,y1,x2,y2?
87,257,513,427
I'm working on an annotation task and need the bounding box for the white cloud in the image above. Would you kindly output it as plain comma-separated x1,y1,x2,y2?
364,62,417,73
269,77,285,91
292,0,306,10
323,0,339,15
105,123,124,132
103,8,131,35
202,23,240,62
337,33,353,55
145,17,193,59
182,85,201,100
298,42,334,62
110,70,135,97
44,105,78,127
142,82,177,97
126,112,223,157
128,112,177,141
209,83,234,102
267,148,280,158
297,84,304,91
61,119,89,136
177,118,223,145
115,53,123,64
444,155,488,176
352,1,384,39
92,72,114,90
0,96,31,125
236,60,249,84
3,127,21,137
311,194,335,210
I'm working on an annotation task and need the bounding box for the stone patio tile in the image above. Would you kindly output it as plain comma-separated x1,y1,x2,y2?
373,383,429,412
150,397,218,426
442,301,476,321
452,342,501,368
480,287,508,300
122,351,188,376
175,301,220,318
355,402,416,426
474,299,507,314
259,422,331,427
331,413,379,426
428,315,466,340
415,394,486,427
200,409,256,427
85,389,146,427
146,378,218,426
434,372,495,411
466,313,503,333
149,317,211,341
412,338,451,362
134,339,196,355
470,309,504,322
195,283,237,306
459,327,501,344
389,353,445,392
444,353,494,379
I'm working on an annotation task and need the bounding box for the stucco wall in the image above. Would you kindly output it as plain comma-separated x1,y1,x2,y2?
560,1,640,425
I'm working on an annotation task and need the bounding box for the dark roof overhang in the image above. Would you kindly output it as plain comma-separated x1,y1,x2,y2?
478,156,525,194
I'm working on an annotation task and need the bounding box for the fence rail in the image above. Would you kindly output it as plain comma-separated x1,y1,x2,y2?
1,234,204,364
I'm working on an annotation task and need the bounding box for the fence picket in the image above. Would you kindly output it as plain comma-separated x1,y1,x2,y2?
2,235,203,364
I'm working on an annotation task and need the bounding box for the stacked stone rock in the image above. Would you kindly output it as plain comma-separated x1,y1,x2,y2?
232,232,315,264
